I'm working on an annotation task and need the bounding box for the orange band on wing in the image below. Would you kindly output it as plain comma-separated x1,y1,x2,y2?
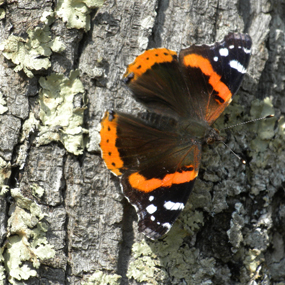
183,54,232,104
99,111,123,176
124,48,177,81
128,166,198,193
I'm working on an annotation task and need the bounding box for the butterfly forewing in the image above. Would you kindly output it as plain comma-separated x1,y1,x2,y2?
179,33,252,124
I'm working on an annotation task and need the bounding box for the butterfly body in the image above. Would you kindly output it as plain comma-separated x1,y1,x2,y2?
100,33,252,239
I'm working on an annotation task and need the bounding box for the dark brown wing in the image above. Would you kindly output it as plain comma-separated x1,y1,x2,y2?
100,110,200,239
124,33,252,125
179,33,252,124
123,48,192,119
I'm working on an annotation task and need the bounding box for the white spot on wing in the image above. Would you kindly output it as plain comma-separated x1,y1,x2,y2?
146,204,157,214
219,48,229,57
149,196,154,202
229,60,246,74
229,45,234,49
150,215,155,221
162,223,171,229
164,201,185,211
213,56,218,62
243,47,251,54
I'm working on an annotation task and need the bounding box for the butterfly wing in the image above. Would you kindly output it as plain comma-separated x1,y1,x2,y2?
124,33,252,125
123,48,191,119
179,33,252,124
100,111,200,239
121,172,196,239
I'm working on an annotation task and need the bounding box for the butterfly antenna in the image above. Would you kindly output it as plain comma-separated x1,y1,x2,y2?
221,114,274,130
219,114,274,164
219,140,247,165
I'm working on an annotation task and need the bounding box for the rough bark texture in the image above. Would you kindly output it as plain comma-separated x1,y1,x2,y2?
0,0,285,284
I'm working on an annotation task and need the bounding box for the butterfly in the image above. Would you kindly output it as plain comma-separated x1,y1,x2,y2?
99,33,252,239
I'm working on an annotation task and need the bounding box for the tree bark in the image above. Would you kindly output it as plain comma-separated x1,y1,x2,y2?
0,0,285,284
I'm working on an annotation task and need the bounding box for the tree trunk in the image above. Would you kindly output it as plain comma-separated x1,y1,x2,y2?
0,0,284,284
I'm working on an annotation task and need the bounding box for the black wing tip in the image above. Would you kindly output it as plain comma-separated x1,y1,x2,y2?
180,32,252,57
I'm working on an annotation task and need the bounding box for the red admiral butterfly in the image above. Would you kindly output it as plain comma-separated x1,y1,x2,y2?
100,33,252,239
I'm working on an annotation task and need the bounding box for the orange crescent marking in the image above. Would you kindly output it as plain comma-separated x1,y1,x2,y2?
124,48,177,81
99,111,123,176
183,54,232,104
128,166,198,193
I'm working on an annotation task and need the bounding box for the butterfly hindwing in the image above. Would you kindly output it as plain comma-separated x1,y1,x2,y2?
121,174,196,239
100,110,200,239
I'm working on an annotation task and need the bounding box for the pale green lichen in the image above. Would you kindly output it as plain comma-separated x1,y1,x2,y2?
0,248,3,263
3,188,55,284
0,157,11,195
0,250,5,285
20,112,40,143
0,23,65,78
0,264,5,284
179,209,205,236
227,203,245,250
5,236,38,281
40,11,55,26
50,36,66,53
82,270,121,285
250,97,275,151
30,183,45,198
14,112,40,170
38,70,88,155
128,235,217,284
0,91,8,115
277,116,285,139
247,97,276,172
0,185,9,196
0,0,4,20
56,0,105,31
0,8,5,20
159,226,216,284
243,249,264,279
127,240,167,284
272,115,285,152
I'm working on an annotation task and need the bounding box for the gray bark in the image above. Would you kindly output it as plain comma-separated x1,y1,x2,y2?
0,0,285,284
